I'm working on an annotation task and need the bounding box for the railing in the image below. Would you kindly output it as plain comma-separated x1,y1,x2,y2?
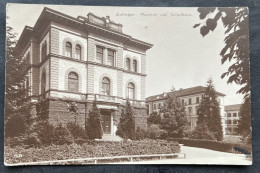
6,153,186,166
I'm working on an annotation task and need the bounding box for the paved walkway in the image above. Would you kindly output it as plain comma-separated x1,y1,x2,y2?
120,146,252,165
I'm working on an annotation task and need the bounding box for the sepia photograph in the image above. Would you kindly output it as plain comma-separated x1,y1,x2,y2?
4,4,252,165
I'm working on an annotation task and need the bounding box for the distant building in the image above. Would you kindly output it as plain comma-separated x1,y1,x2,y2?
145,86,226,134
224,104,241,135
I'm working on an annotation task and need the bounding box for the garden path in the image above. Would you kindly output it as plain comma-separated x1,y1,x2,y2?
120,146,252,165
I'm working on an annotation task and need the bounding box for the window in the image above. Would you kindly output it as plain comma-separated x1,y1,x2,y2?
182,99,184,106
153,104,157,110
126,58,130,70
233,120,238,125
196,106,199,115
102,77,110,95
188,107,192,114
75,44,81,60
41,71,46,99
127,83,135,99
41,41,47,60
133,59,137,72
227,120,232,124
233,113,237,117
96,46,104,64
196,97,199,104
227,113,232,117
65,42,72,57
189,98,192,105
107,49,115,66
68,72,78,92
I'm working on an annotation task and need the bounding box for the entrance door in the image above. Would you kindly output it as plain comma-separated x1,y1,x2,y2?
101,111,111,134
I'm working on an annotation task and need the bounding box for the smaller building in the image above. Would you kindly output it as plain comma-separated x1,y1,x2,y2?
224,104,241,135
146,86,226,134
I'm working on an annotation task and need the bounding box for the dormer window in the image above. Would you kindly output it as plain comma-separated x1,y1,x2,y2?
65,42,72,58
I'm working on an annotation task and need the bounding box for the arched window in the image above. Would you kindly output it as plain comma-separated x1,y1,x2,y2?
102,77,110,95
41,71,46,99
75,44,81,60
126,58,130,70
128,82,135,99
65,42,72,57
68,72,78,92
133,59,137,72
41,41,47,60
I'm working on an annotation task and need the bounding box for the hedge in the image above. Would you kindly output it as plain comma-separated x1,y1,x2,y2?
168,138,252,155
5,139,180,164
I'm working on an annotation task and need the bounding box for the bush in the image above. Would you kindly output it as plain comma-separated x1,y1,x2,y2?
35,121,55,146
5,114,27,138
53,124,71,145
189,123,216,140
5,139,181,164
67,122,88,140
147,112,161,125
147,124,165,139
169,138,252,154
135,126,147,140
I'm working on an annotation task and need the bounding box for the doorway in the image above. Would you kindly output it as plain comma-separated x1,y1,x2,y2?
101,110,111,134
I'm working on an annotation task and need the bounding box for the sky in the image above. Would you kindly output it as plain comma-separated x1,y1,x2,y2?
6,4,246,105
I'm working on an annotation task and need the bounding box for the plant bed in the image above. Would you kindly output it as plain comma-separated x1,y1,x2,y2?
4,139,180,165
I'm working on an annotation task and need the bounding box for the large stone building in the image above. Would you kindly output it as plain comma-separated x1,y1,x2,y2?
17,7,152,136
146,86,226,134
224,104,241,135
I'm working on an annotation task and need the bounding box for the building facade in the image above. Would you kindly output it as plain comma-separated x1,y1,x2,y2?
224,104,241,135
17,8,152,136
146,86,226,134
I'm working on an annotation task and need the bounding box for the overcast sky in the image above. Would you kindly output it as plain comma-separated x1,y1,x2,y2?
7,4,246,105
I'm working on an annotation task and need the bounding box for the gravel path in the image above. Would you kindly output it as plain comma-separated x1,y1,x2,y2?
119,146,252,165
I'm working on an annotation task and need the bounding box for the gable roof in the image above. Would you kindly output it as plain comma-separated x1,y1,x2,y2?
146,86,225,102
225,104,242,111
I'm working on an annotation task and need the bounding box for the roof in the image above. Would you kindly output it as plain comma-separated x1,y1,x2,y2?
146,86,226,102
225,104,242,111
16,7,153,53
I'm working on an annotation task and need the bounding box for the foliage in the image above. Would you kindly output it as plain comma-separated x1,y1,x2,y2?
189,123,216,140
5,114,27,138
5,139,180,164
237,97,252,141
135,126,147,140
169,138,252,155
53,124,71,145
86,101,103,139
160,94,189,138
147,124,165,139
116,100,136,140
34,121,55,146
197,78,223,141
147,111,161,125
67,122,88,140
194,7,250,98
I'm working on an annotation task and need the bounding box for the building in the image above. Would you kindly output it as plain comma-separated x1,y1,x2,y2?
16,7,152,136
224,104,241,135
145,86,226,134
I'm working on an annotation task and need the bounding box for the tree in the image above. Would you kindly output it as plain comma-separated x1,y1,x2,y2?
197,78,223,141
194,8,250,98
116,100,135,140
147,111,161,125
86,101,103,139
160,93,189,138
237,97,251,141
5,22,32,137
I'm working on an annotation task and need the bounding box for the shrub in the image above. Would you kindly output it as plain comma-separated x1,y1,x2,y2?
5,114,27,138
147,111,161,125
189,123,216,140
35,121,55,146
135,126,147,140
147,124,163,139
67,122,88,140
53,124,71,145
